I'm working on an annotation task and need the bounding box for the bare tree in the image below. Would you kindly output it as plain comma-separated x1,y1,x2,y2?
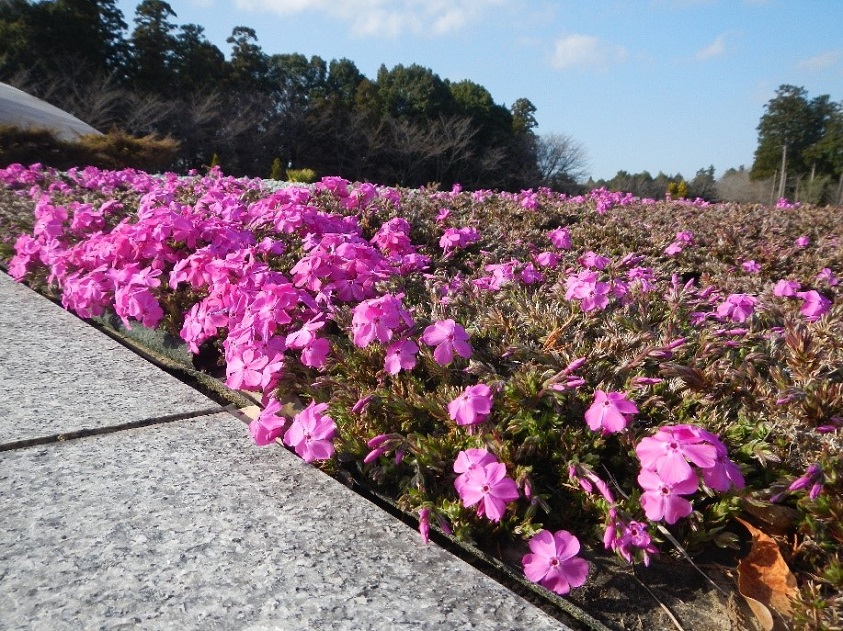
535,132,589,188
716,168,774,204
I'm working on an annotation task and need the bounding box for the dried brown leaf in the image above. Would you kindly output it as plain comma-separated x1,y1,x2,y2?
736,518,798,630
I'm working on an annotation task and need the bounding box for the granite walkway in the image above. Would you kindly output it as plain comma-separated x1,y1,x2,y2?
0,272,573,631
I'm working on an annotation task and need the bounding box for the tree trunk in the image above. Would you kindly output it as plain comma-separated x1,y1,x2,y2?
777,144,787,199
837,170,843,205
769,169,777,206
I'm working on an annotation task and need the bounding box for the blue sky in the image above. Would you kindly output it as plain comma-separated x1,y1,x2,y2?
118,0,843,181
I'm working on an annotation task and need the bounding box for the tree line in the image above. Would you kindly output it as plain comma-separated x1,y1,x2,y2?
0,0,587,190
591,85,843,205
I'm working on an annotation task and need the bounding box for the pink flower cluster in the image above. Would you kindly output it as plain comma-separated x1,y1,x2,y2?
250,399,337,463
773,279,832,321
636,425,744,524
439,226,480,252
453,448,519,522
565,271,611,312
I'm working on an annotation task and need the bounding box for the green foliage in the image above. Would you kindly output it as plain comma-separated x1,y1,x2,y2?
751,84,843,187
208,152,220,169
269,157,284,180
285,167,317,183
128,0,179,92
667,179,687,199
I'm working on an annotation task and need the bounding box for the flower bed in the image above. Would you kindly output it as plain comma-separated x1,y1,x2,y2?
2,163,842,629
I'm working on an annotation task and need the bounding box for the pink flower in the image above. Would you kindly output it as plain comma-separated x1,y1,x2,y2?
226,347,269,390
384,339,419,375
773,279,801,297
635,425,718,484
664,242,683,256
448,384,494,426
795,235,810,248
520,263,543,285
797,290,831,321
352,395,374,414
456,461,519,521
522,530,589,595
787,464,824,499
249,397,287,446
742,260,761,273
421,319,472,366
351,294,413,348
817,267,839,286
300,337,330,369
439,226,480,252
418,507,431,544
702,450,745,492
534,251,559,268
569,463,614,503
565,271,611,312
283,401,337,463
579,251,610,270
638,469,698,524
604,509,658,566
584,390,638,434
716,293,757,323
453,448,498,494
547,227,571,250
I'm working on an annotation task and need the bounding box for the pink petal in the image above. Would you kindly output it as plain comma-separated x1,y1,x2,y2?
553,531,581,560
482,495,507,521
433,343,454,366
305,439,335,462
523,554,551,583
528,530,558,558
656,453,695,485
663,495,693,524
671,473,700,496
459,485,484,508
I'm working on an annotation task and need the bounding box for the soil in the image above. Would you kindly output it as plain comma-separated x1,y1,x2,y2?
565,552,762,631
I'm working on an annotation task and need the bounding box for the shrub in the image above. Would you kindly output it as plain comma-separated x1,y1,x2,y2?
269,157,284,180
286,167,317,183
0,125,179,172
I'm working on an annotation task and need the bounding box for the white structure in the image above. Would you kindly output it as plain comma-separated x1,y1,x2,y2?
0,82,101,141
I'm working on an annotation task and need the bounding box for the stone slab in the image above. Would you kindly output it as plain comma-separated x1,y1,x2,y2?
0,273,219,446
0,413,570,631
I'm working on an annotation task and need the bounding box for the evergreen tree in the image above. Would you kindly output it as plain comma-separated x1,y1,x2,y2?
751,85,836,182
128,0,179,94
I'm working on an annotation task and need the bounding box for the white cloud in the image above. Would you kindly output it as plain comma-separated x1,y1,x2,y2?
695,33,728,60
551,34,627,71
796,50,843,72
234,0,507,38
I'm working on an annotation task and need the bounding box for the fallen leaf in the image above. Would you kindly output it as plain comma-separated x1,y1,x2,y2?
736,518,798,630
226,404,261,422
